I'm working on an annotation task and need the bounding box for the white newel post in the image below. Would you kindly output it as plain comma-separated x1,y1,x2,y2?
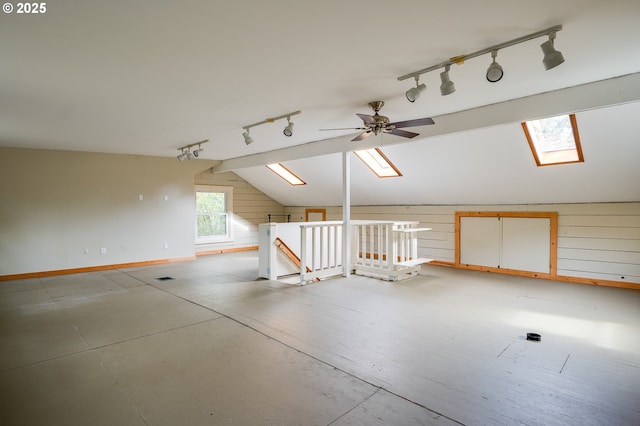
342,150,351,277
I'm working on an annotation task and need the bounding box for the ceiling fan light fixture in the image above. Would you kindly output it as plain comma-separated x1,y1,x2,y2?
439,65,456,96
406,76,426,102
541,31,565,70
486,50,504,83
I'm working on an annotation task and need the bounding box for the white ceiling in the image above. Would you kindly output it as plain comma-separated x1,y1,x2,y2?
2,1,640,205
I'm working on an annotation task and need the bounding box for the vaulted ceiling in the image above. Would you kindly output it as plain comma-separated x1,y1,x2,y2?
2,1,640,205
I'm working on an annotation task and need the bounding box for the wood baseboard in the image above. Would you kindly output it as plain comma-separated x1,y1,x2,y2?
0,246,258,282
196,246,258,256
554,275,640,290
0,256,197,282
4,249,635,291
426,260,639,290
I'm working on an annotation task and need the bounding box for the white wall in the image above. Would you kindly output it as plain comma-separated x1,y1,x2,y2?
194,170,285,253
0,148,215,276
2,146,636,286
285,203,640,285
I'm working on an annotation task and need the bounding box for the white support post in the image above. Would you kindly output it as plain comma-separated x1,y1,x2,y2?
342,150,351,277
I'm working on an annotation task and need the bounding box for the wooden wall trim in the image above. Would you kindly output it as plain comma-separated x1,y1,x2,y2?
196,246,258,256
0,246,258,281
0,256,196,282
305,208,327,221
428,260,639,290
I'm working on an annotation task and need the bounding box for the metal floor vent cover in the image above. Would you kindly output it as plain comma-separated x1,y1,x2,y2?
155,276,175,281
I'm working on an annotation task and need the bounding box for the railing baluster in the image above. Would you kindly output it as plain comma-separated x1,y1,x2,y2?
320,225,324,270
300,226,308,283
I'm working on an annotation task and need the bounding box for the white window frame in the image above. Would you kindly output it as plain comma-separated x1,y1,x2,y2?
353,147,402,177
522,113,584,167
266,163,306,186
195,185,233,244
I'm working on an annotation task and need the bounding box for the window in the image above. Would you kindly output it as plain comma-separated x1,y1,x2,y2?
195,185,232,243
353,148,402,177
522,114,584,166
266,163,306,186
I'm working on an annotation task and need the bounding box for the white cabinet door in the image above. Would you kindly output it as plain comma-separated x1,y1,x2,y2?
459,216,551,274
501,217,550,273
460,217,501,267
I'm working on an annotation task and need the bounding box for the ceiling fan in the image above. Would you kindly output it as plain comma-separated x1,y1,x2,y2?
321,101,435,142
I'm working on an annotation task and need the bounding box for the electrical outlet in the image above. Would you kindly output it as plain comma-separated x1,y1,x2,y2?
100,247,107,255
138,194,144,201
84,249,89,255
163,242,169,249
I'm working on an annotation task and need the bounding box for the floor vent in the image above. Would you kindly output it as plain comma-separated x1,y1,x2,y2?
155,276,175,281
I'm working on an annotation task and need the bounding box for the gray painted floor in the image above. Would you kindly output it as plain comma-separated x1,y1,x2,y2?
1,252,639,425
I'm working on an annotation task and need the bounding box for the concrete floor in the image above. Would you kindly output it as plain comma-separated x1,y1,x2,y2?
1,251,639,425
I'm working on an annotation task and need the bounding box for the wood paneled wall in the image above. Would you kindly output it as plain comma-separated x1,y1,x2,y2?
285,203,640,285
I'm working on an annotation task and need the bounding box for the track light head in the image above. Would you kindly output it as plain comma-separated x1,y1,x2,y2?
439,65,456,96
541,31,565,70
283,119,294,137
406,76,427,102
243,130,254,145
486,50,504,83
176,139,209,161
241,110,301,145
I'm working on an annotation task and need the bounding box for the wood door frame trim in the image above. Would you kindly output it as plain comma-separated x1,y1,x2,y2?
305,208,326,221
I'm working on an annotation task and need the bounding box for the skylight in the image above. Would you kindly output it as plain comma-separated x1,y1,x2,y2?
522,114,583,166
353,148,402,178
266,163,306,186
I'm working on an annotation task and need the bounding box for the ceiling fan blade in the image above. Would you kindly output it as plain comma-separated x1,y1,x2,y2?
356,113,376,125
390,117,435,128
386,128,419,139
352,131,373,142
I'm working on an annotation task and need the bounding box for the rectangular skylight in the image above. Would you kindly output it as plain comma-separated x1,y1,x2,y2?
353,148,402,178
266,163,306,186
522,114,584,166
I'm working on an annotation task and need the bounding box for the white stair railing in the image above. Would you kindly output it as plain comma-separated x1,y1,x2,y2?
299,221,344,284
259,220,432,284
351,221,432,281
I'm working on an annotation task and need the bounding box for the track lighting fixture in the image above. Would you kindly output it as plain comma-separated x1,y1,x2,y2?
439,65,456,96
241,110,301,145
405,76,427,102
486,50,503,82
398,25,565,100
283,118,294,137
541,31,565,70
176,140,209,162
243,130,254,145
